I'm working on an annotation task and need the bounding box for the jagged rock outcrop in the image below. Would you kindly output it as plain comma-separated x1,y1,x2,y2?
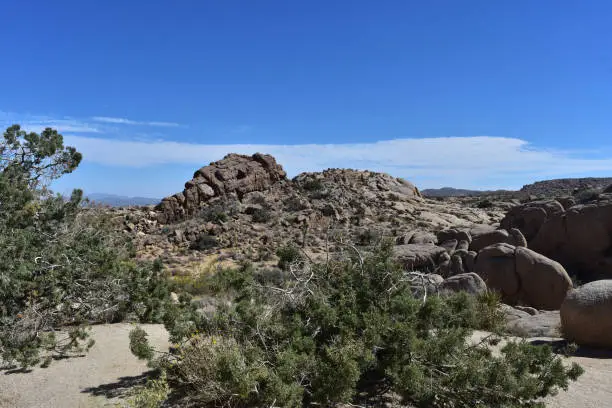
474,243,573,310
501,195,612,280
156,153,287,223
561,280,612,348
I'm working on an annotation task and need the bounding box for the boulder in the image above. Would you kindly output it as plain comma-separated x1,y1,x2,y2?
561,280,612,347
526,199,612,280
456,239,470,251
474,243,572,309
437,228,471,245
408,231,437,245
464,250,477,272
500,200,564,241
439,273,487,296
475,243,519,302
556,196,576,210
470,229,512,252
506,310,561,338
450,254,465,275
509,228,527,248
514,247,572,310
393,244,447,272
439,239,458,253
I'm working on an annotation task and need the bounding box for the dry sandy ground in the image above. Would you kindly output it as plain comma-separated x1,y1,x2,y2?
0,324,169,408
471,331,612,408
1,325,612,407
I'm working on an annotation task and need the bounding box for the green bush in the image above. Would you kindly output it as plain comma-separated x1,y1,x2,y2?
302,178,324,191
476,198,494,208
189,234,219,250
251,206,273,223
0,125,173,369
276,243,304,271
135,242,582,407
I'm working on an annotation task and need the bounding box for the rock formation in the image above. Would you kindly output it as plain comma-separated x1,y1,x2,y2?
156,153,287,223
501,195,612,280
561,280,612,348
474,243,573,310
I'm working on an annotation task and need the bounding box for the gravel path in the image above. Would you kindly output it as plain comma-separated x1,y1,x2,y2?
0,324,169,408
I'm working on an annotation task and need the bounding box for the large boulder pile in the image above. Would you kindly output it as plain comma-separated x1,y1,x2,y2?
501,196,612,280
474,243,573,310
156,153,287,223
561,280,612,348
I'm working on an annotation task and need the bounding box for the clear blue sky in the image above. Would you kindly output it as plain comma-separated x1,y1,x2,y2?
1,0,612,197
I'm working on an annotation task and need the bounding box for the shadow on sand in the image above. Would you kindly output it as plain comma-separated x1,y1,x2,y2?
80,370,156,399
530,338,612,359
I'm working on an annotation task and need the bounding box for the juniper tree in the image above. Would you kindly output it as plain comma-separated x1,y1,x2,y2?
0,125,172,369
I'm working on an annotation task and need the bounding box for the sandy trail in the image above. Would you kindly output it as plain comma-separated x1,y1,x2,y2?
0,324,169,408
2,325,612,407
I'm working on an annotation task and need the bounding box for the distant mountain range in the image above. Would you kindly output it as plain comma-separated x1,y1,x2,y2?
420,187,514,197
85,193,160,207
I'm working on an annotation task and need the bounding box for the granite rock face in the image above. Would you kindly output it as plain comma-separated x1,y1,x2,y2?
156,153,286,223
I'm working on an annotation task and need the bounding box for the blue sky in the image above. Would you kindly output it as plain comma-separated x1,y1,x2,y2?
2,0,612,198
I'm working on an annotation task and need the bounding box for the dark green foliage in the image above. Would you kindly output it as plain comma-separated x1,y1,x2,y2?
276,243,304,270
476,199,494,208
301,178,324,191
141,242,582,407
199,203,229,223
1,124,82,188
130,326,155,361
199,199,240,224
251,206,272,223
189,234,219,250
356,228,380,246
0,125,173,369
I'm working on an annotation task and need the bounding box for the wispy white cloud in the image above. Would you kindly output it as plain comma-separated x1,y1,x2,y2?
91,116,180,127
0,112,102,134
62,135,612,190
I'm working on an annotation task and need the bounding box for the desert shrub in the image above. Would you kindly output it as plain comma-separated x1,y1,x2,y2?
199,205,228,223
126,370,170,408
356,228,380,246
574,188,601,203
199,199,240,224
284,195,309,211
0,125,174,369
189,234,219,250
251,206,272,223
253,267,289,286
476,198,494,208
276,243,304,270
301,178,324,191
134,241,582,407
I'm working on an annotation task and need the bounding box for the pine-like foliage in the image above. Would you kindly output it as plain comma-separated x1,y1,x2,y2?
0,125,173,369
137,242,583,407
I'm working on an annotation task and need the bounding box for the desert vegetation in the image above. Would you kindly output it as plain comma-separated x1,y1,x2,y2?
0,125,173,369
132,241,582,407
0,125,588,407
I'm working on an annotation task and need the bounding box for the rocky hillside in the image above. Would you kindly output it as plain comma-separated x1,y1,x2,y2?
520,177,612,197
421,187,514,197
110,153,508,274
